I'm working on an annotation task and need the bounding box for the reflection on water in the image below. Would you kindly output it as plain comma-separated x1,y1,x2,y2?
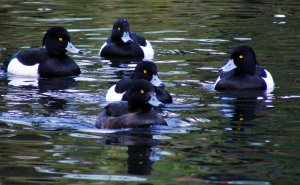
0,0,300,184
102,129,157,176
216,90,274,122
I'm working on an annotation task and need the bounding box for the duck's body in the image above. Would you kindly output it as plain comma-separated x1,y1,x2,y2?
96,101,166,129
106,61,172,103
2,26,82,78
99,18,154,60
96,80,166,129
214,45,274,91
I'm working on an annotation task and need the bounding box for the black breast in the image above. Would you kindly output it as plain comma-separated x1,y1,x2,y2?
215,74,266,90
38,56,80,78
101,42,144,58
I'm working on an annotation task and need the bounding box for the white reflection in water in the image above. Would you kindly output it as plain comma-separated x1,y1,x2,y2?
35,18,92,22
233,37,252,41
162,38,228,42
36,166,147,182
144,30,188,34
273,14,286,18
69,132,103,139
63,173,147,181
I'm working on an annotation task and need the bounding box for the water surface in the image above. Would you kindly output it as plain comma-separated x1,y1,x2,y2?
0,0,300,184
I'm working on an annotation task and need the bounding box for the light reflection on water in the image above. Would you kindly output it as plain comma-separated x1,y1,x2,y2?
0,0,300,184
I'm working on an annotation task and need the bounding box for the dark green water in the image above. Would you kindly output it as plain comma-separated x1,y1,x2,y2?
0,1,299,184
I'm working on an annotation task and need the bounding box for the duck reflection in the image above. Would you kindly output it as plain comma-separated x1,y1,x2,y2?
103,129,158,175
216,90,273,123
6,75,78,112
38,76,77,93
104,58,143,68
103,58,144,80
6,75,77,92
39,77,78,112
38,95,68,113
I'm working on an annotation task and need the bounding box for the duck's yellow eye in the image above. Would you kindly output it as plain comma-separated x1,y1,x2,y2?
59,38,63,42
239,114,244,121
239,55,244,59
143,70,147,74
117,27,120,31
140,89,144,94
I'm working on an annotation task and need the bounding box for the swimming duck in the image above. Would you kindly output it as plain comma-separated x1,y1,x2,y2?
96,79,167,129
2,26,82,78
99,18,154,60
214,45,274,91
106,60,172,103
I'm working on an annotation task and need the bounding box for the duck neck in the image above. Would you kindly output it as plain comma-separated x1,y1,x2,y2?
128,101,152,113
46,48,66,58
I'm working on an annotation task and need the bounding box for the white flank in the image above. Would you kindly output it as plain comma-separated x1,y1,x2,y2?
141,40,154,60
7,58,39,77
98,42,107,56
263,69,275,90
213,76,221,90
105,84,125,101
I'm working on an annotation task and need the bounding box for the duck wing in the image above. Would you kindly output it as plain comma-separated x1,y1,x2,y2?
115,77,133,93
255,66,267,78
16,48,47,66
105,101,130,117
2,48,47,71
130,32,147,47
95,101,130,129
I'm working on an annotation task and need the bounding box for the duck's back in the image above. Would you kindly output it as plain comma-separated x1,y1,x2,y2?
96,102,166,129
130,32,147,46
3,47,80,77
3,48,47,71
17,48,48,66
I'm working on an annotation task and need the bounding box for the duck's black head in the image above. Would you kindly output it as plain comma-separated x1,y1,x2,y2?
125,79,164,112
229,45,258,75
132,61,165,87
111,18,133,43
42,26,82,57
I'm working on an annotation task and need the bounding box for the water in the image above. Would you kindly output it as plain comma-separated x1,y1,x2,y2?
0,0,300,184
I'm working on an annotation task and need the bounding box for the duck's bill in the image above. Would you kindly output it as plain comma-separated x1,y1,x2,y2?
219,59,236,72
151,75,164,87
148,93,164,107
121,32,133,43
66,42,83,54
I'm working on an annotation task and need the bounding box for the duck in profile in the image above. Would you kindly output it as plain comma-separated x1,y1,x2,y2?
214,45,274,91
106,60,172,103
96,79,167,129
2,26,82,78
99,18,154,60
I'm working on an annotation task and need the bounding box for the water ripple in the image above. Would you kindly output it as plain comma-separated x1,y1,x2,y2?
63,173,147,181
35,17,92,22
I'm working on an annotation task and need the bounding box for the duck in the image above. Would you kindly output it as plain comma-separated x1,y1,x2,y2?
2,26,82,78
106,60,172,103
99,18,154,60
214,45,274,91
96,79,167,129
